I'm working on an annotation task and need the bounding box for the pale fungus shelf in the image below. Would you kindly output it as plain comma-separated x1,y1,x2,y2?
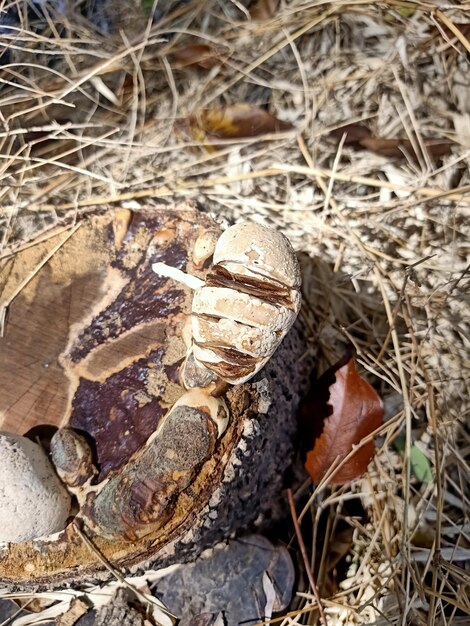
0,205,311,589
153,222,302,387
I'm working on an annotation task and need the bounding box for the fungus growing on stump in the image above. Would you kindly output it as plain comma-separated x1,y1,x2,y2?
50,390,229,540
154,222,302,388
0,204,311,589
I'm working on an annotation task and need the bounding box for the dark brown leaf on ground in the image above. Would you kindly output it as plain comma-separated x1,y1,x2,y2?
431,22,470,52
170,44,221,69
302,355,384,485
329,123,371,148
329,122,453,161
185,104,293,149
250,0,279,20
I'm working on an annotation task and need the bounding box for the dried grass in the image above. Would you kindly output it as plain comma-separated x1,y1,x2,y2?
0,0,469,624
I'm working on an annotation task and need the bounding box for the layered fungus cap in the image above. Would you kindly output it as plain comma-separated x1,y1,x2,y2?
212,222,301,289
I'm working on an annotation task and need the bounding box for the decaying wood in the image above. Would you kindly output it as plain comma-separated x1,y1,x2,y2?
0,203,311,589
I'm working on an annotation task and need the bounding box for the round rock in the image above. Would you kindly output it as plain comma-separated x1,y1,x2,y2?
0,433,71,543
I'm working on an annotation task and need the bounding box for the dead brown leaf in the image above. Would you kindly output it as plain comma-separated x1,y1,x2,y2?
250,0,279,20
185,103,293,150
302,355,384,485
170,44,222,69
329,122,453,161
430,22,470,53
360,136,453,159
329,122,371,148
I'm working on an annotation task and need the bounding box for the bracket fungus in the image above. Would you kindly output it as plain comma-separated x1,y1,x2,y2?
153,222,302,387
51,390,229,540
0,205,310,589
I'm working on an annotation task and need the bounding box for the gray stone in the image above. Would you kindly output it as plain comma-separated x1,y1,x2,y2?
154,535,295,626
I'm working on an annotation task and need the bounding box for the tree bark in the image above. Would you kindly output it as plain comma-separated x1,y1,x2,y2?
0,203,311,589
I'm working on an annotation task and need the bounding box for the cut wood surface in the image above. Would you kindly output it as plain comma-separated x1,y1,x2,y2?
0,204,311,590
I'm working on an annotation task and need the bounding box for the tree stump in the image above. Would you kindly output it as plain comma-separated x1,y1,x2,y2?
0,203,311,590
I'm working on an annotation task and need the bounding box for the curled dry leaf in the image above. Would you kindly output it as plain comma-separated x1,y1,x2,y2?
329,122,453,161
170,44,221,69
301,356,384,485
185,104,293,149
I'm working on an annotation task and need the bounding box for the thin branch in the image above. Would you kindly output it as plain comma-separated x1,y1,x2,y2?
287,488,328,626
